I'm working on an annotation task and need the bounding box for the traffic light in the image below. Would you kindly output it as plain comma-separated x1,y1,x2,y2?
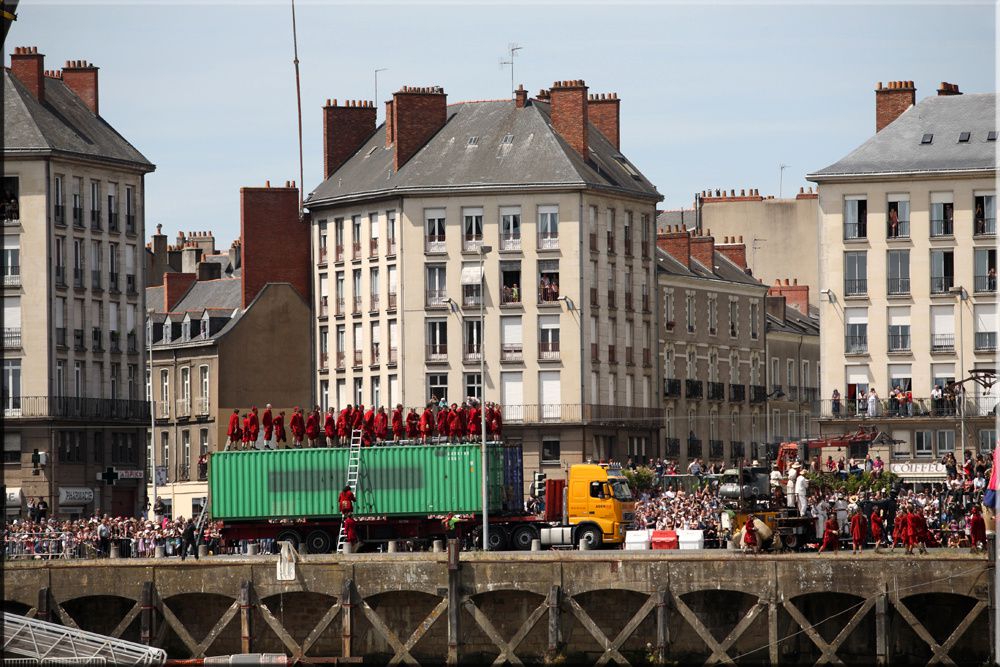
532,472,546,497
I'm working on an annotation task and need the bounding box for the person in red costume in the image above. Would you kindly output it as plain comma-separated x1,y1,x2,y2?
448,404,464,444
273,411,287,449
492,403,503,440
419,406,434,444
468,402,481,442
391,404,404,442
437,405,450,442
968,506,987,553
324,408,336,447
742,515,759,554
406,408,420,440
337,405,352,441
849,509,868,554
305,406,321,448
262,404,274,449
484,404,495,439
226,409,241,451
870,508,885,552
248,406,260,449
909,507,928,555
344,515,358,547
374,406,389,443
290,407,305,449
362,406,376,446
817,516,839,553
891,507,907,552
352,404,365,432
241,413,252,450
338,485,356,515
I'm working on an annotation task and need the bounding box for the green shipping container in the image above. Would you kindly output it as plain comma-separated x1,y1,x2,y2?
209,444,508,520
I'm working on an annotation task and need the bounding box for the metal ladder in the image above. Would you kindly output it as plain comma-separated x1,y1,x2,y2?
193,496,210,545
336,429,363,553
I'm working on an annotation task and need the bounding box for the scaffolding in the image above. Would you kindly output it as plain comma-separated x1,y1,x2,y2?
2,612,166,666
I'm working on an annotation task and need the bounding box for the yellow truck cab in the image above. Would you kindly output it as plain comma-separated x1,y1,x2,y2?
566,464,635,545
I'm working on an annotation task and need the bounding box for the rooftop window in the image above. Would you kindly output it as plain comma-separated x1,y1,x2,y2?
615,156,641,179
500,133,514,145
988,131,997,142
467,136,480,147
921,134,934,144
958,132,971,143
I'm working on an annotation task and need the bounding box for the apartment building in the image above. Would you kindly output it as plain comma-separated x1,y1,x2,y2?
306,81,663,477
144,185,312,519
809,81,996,480
656,229,770,465
3,48,155,518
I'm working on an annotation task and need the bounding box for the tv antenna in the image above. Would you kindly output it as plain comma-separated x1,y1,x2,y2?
290,0,305,217
499,43,523,98
778,163,790,198
374,68,388,122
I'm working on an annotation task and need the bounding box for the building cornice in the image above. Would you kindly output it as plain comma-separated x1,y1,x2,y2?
807,168,995,184
4,148,156,174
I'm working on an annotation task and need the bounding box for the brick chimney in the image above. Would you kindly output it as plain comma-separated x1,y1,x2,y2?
384,100,394,148
515,84,528,109
875,80,915,132
240,181,310,307
391,86,447,172
716,235,748,270
765,294,787,324
588,92,620,149
62,60,99,114
656,226,691,270
768,278,810,315
690,232,716,271
937,81,962,96
10,46,45,103
322,99,377,180
549,79,589,157
164,272,197,311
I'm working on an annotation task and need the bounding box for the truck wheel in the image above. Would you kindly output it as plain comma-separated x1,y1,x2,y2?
510,525,538,551
305,529,333,554
575,525,602,548
276,530,301,551
783,533,799,551
486,527,508,551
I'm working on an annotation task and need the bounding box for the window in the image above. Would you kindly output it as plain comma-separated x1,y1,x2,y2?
538,260,559,302
110,363,120,400
318,220,328,261
707,294,718,335
463,207,483,251
125,185,136,233
465,373,482,401
888,307,910,351
182,430,191,476
958,131,971,143
974,193,996,236
937,430,955,454
888,364,911,397
975,304,998,351
921,133,933,144
750,301,759,339
387,210,397,254
427,319,448,360
54,175,64,224
887,250,910,295
160,369,169,415
334,218,345,260
461,263,482,307
428,373,448,403
664,290,674,324
2,360,21,413
353,378,363,406
974,248,996,293
352,322,363,365
930,249,954,294
370,267,380,310
128,364,137,400
930,194,954,237
686,292,696,332
728,299,738,337
369,212,379,257
541,438,560,464
844,252,867,295
426,265,447,306
4,432,20,464
845,307,868,354
72,177,84,226
500,261,521,305
351,214,362,257
887,195,910,238
90,180,102,229
931,305,955,351
464,319,482,361
502,316,523,360
160,432,169,480
979,429,996,453
538,205,559,249
501,206,521,250
107,183,118,231
539,314,560,359
336,325,346,368
425,208,446,252
371,377,380,407
352,270,362,313
686,347,697,377
199,428,209,456
844,196,867,239
200,365,209,402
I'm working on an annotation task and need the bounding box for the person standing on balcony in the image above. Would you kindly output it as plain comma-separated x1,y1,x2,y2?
305,406,321,447
248,406,260,449
324,408,336,447
391,404,404,442
225,409,241,451
262,404,274,449
274,411,287,449
867,388,879,418
831,389,841,417
290,407,305,448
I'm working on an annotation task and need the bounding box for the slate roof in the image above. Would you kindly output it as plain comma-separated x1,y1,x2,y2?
655,246,765,290
146,285,164,312
307,99,660,207
170,278,241,313
809,93,996,179
766,304,819,336
3,70,154,170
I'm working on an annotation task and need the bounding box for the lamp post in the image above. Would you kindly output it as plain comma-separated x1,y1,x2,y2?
479,244,492,550
146,307,157,515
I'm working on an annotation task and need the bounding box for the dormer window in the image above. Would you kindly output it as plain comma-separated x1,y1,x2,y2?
201,319,209,338
182,321,190,341
162,321,172,344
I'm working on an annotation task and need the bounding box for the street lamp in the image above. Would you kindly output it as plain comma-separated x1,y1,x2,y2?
479,244,492,550
146,307,156,516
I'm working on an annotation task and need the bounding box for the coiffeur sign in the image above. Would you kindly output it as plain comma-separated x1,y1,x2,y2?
889,462,946,478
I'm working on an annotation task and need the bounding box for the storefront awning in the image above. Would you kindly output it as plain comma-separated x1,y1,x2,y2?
461,266,483,285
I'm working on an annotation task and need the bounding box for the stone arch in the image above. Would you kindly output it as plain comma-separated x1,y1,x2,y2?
892,592,987,665
60,594,138,639
779,591,872,664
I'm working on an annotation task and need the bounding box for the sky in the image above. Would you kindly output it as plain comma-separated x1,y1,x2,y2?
7,1,996,246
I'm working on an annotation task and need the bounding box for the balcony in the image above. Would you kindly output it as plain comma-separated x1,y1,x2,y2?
709,440,724,459
198,460,208,480
500,233,521,251
843,222,866,240
427,344,448,362
370,294,381,312
353,350,363,367
502,344,523,362
335,245,345,262
108,212,120,233
624,234,633,257
708,381,725,401
886,219,909,239
607,345,617,364
642,244,650,260
499,403,664,427
665,437,680,457
888,333,910,352
538,232,558,250
930,218,954,237
90,209,102,231
801,387,819,403
464,343,482,363
125,213,136,235
845,335,868,354
54,204,65,226
625,346,634,365
369,238,379,258
750,385,767,404
178,464,190,482
425,235,446,253
56,327,67,348
335,298,345,317
387,239,397,256
72,207,84,228
931,334,955,352
319,352,329,370
731,441,746,459
975,217,997,237
931,276,954,294
4,266,20,288
887,278,910,296
73,328,85,351
352,296,362,315
318,297,329,318
643,348,651,367
607,291,616,309
606,232,615,254
5,396,150,421
126,330,136,352
126,274,137,294
687,438,703,458
624,292,633,311
73,268,84,288
844,279,867,297
539,340,560,361
642,293,650,312
730,383,745,402
157,401,170,419
336,352,346,370
91,269,102,291
383,292,396,311
370,345,381,366
463,288,482,308
785,385,798,401
109,272,120,293
318,246,327,264
463,234,483,252
590,343,599,361
352,241,362,260
589,233,598,252
663,378,681,398
91,328,104,352
426,289,448,307
685,379,703,399
4,327,21,349
590,287,599,307
55,265,66,287
109,331,121,353
388,347,398,366
175,399,191,419
976,332,997,352
974,274,997,293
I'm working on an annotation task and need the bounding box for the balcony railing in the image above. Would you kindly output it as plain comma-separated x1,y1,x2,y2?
125,213,136,235
730,383,745,402
818,396,999,419
843,222,866,240
624,292,633,311
335,245,345,262
976,332,997,352
463,234,483,252
590,343,599,361
463,289,482,308
425,235,446,253
589,233,598,252
887,278,910,295
844,279,867,296
664,378,681,398
336,352,346,370
157,401,170,419
90,209,102,231
888,333,910,352
318,297,329,317
665,437,680,457
383,292,396,310
845,335,868,354
750,385,767,404
606,232,615,254
126,330,136,352
427,344,448,362
370,294,380,312
931,334,955,352
175,399,191,418
73,268,84,288
930,218,954,237
687,438,703,458
685,379,703,399
643,348,651,367
319,352,329,370
387,239,397,256
109,272,120,292
126,274,137,294
353,350,363,367
590,287,599,307
641,243,650,260
92,328,104,352
4,327,21,349
500,233,521,251
731,441,746,459
607,291,616,309
73,329,85,351
72,207,84,228
370,345,381,366
195,396,209,416
975,217,997,237
426,289,448,307
109,212,120,232
974,274,997,293
91,269,102,290
335,298,345,317
109,331,121,353
708,382,725,401
5,396,150,421
625,347,634,365
369,238,379,257
56,327,67,348
801,387,819,403
539,340,560,360
4,266,20,287
886,219,910,239
538,232,558,250
642,293,650,312
607,345,617,364
501,344,523,362
709,440,725,459
499,403,664,426
54,204,65,226
318,246,327,263
624,234,633,256
388,347,398,365
352,296,362,315
464,343,482,362
352,241,362,259
931,276,954,294
785,385,798,401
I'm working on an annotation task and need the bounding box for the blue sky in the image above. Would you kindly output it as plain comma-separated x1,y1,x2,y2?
8,1,995,245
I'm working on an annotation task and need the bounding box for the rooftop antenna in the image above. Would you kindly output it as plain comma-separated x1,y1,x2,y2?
290,0,305,217
374,68,388,122
778,163,789,199
499,42,523,98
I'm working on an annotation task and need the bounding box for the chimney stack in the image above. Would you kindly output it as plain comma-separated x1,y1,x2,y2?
163,272,197,311
10,46,45,103
768,278,810,315
240,183,311,307
656,226,692,270
391,86,448,172
197,261,222,282
587,92,621,149
62,60,99,115
875,80,916,132
322,99,377,180
181,244,204,274
716,236,748,270
765,293,787,324
515,84,528,109
549,79,589,157
937,81,962,96
690,234,716,271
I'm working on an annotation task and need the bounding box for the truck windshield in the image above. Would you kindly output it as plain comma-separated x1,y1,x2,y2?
608,479,633,501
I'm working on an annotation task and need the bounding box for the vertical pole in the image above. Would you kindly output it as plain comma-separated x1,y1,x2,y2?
447,538,461,665
875,588,888,666
768,597,779,666
481,247,489,550
239,580,253,655
148,312,156,511
547,585,561,660
37,587,50,623
957,289,965,451
140,581,153,645
341,578,354,659
655,590,669,664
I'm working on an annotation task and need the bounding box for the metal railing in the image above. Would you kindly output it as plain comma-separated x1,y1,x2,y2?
336,352,346,369
974,274,997,293
4,265,20,287
72,207,84,228
888,332,910,352
608,344,617,364
109,331,121,353
663,378,681,398
318,245,327,263
708,382,725,401
463,234,483,252
425,235,446,253
643,348,651,367
931,276,954,294
607,291,616,308
845,335,868,354
538,232,558,250
750,385,767,403
4,327,21,349
387,239,397,255
54,204,65,225
127,332,138,354
353,350,363,367
886,219,909,239
370,294,380,312
108,211,120,232
426,289,448,307
730,383,745,402
426,344,448,361
91,269,102,290
500,403,663,426
931,333,955,351
335,244,344,262
975,217,997,236
91,328,104,352
157,401,169,419
352,296,362,315
387,292,397,310
887,278,910,295
930,218,953,237
370,344,381,365
625,347,634,365
709,440,724,459
90,209,101,231
501,344,523,362
589,287,598,307
352,241,362,259
369,238,379,257
624,292,633,311
975,331,997,352
56,327,67,348
843,222,866,239
196,396,210,415
687,438,703,458
5,396,150,420
820,396,998,419
388,347,398,365
463,288,482,308
125,213,136,234
175,399,191,418
126,274,137,294
539,340,560,360
665,438,680,457
73,268,84,288
500,233,521,251
319,351,329,369
685,379,703,399
335,298,345,317
464,343,482,362
590,233,598,251
73,329,84,351
606,232,616,254
590,343,599,361
844,278,867,296
109,272,119,292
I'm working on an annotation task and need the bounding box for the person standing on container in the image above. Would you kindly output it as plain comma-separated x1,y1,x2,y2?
362,405,376,445
337,404,352,443
262,404,274,449
274,411,287,449
324,407,336,447
419,405,434,444
241,412,253,451
305,406,321,447
290,407,305,448
468,401,481,443
375,406,389,444
248,406,260,450
437,405,451,443
391,404,404,443
407,407,420,441
448,403,464,444
225,408,241,451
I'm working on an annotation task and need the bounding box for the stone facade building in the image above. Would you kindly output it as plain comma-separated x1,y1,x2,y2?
3,47,154,519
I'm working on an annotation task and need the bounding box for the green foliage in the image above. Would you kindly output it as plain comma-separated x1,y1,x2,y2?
803,470,898,495
623,466,658,494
